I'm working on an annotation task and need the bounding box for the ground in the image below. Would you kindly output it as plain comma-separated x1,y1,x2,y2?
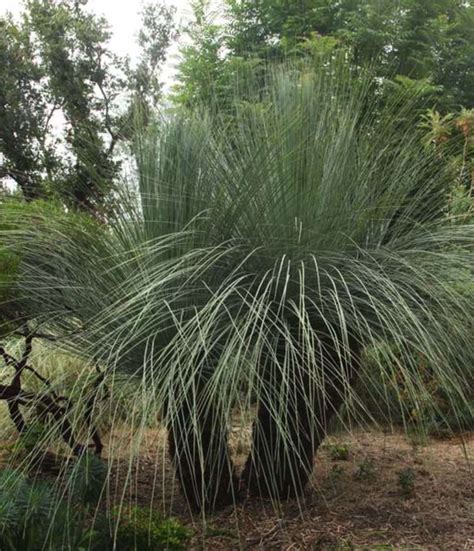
103,427,474,550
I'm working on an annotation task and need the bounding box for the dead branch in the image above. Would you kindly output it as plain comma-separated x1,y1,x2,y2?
0,332,103,457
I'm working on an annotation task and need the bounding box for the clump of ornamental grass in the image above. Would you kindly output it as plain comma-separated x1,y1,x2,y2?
0,57,472,518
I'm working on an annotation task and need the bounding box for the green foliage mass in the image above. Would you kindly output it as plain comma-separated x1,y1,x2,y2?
0,198,100,334
102,507,191,551
0,461,190,550
0,204,21,335
0,453,106,550
0,0,176,212
175,0,474,112
173,5,474,450
353,338,474,436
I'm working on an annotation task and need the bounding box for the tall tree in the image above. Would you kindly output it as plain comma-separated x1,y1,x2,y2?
173,0,227,109
0,0,176,212
175,0,474,111
127,1,177,128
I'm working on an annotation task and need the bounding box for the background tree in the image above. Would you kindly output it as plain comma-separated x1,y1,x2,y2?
126,1,177,128
420,107,474,217
0,0,176,213
175,0,474,111
172,0,228,110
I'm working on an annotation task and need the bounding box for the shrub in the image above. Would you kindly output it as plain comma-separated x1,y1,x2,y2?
1,58,472,511
107,506,191,551
0,453,106,550
328,444,350,461
354,459,376,481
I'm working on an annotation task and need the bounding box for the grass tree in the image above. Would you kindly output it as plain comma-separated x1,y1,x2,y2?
1,60,472,513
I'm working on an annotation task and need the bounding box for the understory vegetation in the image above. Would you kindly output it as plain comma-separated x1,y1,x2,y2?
0,459,190,550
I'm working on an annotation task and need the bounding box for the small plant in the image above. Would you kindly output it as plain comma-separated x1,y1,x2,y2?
0,449,113,551
314,538,356,550
16,422,47,453
397,467,416,496
67,452,107,506
354,458,376,481
328,443,350,461
109,506,191,550
329,464,345,483
0,466,99,551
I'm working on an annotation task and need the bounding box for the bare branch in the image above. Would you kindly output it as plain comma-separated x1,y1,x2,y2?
0,334,104,457
96,53,119,157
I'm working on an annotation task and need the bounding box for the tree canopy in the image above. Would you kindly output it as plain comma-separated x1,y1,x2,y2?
175,0,474,111
0,0,176,212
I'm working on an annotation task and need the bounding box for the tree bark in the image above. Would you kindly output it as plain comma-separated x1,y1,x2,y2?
242,333,361,499
167,381,238,512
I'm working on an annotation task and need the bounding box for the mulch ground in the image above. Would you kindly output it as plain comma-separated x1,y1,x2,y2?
103,428,474,550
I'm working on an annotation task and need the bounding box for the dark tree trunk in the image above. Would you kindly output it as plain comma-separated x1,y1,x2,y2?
7,399,27,434
242,333,361,499
241,371,316,499
167,381,238,512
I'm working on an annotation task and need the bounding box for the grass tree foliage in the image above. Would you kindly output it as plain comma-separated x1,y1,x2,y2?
0,59,473,514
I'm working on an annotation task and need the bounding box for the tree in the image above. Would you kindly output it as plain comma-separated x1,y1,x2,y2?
175,0,474,111
172,0,228,109
420,106,474,218
127,1,177,127
2,61,472,511
0,0,176,213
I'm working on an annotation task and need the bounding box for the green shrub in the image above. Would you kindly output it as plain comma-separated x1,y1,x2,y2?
0,455,107,551
349,339,474,437
110,506,191,551
0,469,64,550
354,458,376,481
2,59,473,509
0,460,190,551
328,444,350,461
67,452,107,506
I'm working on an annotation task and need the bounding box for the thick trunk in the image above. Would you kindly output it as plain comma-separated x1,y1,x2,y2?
167,385,237,512
7,399,27,434
242,334,361,499
241,363,318,499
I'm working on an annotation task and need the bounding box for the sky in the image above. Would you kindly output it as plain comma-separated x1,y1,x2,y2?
0,0,223,87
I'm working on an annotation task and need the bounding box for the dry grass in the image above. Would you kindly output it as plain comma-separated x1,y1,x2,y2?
0,402,472,550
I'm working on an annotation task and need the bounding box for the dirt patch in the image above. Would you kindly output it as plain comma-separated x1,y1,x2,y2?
103,428,474,550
